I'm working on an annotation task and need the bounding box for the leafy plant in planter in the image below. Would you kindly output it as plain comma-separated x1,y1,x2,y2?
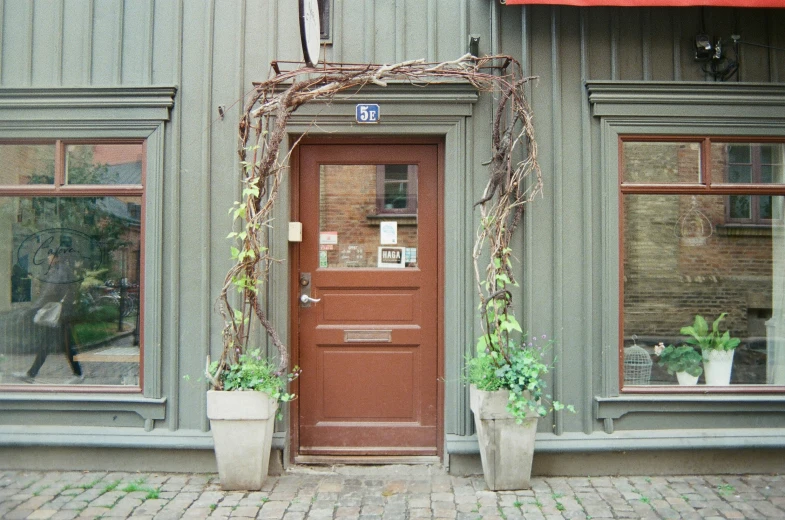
680,313,740,386
654,342,702,385
467,75,573,491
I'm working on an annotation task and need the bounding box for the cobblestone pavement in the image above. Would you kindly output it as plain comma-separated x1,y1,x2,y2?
1,465,784,519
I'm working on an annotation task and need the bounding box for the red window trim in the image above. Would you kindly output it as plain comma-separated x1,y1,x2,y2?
619,135,785,393
504,0,780,8
0,138,146,393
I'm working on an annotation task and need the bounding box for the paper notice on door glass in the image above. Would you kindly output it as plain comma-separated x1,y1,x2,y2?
320,231,338,245
377,247,405,268
319,250,328,268
405,247,417,266
379,221,397,245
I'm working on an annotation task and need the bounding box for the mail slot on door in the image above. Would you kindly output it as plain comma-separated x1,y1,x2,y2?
344,330,393,343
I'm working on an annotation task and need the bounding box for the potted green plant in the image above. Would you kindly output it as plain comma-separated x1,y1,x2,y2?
467,325,572,490
205,350,299,490
680,313,740,386
654,342,702,385
209,145,301,491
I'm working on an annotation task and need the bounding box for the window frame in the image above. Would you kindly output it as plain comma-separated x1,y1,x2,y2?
619,136,785,393
0,87,173,408
588,81,785,400
724,143,782,225
0,141,146,391
375,164,418,216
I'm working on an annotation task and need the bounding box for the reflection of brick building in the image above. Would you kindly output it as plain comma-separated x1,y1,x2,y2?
623,144,778,384
319,165,417,268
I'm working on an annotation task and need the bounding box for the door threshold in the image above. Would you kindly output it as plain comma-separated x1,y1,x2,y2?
295,455,441,465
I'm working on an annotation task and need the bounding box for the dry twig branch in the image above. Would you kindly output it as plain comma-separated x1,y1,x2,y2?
214,54,542,387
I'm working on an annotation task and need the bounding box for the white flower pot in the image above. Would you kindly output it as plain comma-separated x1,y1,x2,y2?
206,390,278,490
676,371,699,386
702,349,735,386
469,385,538,491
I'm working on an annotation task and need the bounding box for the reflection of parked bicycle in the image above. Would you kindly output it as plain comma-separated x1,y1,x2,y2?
83,282,138,318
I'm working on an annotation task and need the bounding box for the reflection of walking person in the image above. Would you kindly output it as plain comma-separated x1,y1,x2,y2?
15,254,82,383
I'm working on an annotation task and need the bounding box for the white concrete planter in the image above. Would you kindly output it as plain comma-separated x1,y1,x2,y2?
206,390,278,491
469,385,538,491
702,349,735,386
676,371,699,386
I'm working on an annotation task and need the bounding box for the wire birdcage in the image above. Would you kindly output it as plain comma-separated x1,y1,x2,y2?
624,336,652,385
675,196,713,247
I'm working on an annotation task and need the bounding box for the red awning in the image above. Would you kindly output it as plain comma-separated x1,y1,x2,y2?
504,0,783,6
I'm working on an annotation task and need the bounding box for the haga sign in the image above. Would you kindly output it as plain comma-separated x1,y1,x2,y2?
17,228,104,284
377,246,405,269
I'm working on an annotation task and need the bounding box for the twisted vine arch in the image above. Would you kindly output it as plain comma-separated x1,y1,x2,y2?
212,54,543,387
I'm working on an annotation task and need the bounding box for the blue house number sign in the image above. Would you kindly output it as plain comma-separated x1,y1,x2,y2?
356,104,380,124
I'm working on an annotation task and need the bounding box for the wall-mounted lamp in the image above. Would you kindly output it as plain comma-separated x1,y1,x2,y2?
693,33,739,81
694,34,713,61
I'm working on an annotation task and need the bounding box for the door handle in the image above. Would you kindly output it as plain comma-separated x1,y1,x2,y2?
300,294,321,304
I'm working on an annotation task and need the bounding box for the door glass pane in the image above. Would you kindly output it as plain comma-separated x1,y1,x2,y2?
0,144,55,185
0,196,141,386
66,143,144,185
319,164,418,268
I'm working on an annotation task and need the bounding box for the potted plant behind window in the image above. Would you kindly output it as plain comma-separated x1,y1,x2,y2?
680,313,740,386
654,342,702,385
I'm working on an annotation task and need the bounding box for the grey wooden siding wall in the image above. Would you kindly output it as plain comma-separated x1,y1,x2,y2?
1,0,783,451
0,0,496,445
501,5,785,437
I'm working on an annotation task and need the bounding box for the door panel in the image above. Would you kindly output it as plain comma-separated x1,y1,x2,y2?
296,143,439,456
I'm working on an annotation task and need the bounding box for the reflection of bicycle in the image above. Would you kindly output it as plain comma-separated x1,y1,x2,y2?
84,283,138,317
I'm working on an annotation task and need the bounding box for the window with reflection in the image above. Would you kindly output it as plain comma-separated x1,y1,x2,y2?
621,139,785,388
319,164,418,268
0,141,143,388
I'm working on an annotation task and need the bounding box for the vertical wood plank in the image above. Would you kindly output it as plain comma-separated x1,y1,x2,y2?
395,0,404,61
200,0,215,432
0,0,4,84
25,0,33,84
31,0,59,85
672,9,682,81
121,0,153,85
56,0,64,85
117,0,125,83
641,9,651,81
618,9,642,80
91,0,121,85
86,0,94,84
427,0,435,62
610,8,619,80
364,0,374,63
146,0,154,84
166,0,185,429
579,7,595,434
550,6,564,436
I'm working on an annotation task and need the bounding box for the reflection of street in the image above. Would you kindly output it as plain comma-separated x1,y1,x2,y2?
1,325,139,386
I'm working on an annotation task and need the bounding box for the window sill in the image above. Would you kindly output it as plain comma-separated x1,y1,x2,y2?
365,214,417,225
716,224,773,237
0,393,166,430
595,393,785,433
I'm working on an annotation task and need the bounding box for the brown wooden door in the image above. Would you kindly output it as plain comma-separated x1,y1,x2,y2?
295,143,439,457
